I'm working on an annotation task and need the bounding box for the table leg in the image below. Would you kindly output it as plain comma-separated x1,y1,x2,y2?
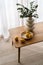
18,48,20,63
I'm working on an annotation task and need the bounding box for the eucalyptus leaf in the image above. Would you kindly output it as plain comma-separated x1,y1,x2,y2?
16,1,38,18
33,14,38,18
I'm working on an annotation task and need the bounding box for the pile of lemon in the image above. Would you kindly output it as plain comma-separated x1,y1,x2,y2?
25,32,33,39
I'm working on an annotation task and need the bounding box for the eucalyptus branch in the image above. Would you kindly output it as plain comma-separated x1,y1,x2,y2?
16,1,38,18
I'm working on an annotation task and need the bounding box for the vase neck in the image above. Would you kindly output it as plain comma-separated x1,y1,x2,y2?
29,17,32,20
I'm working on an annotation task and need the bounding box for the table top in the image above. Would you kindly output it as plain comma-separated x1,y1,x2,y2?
9,22,43,48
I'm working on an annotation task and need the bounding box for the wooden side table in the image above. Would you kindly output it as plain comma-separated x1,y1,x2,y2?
9,22,43,63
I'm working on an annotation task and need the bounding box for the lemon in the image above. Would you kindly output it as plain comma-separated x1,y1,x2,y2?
20,38,25,43
15,36,18,41
25,32,30,38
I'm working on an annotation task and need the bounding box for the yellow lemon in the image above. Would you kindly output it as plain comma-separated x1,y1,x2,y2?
25,32,30,38
29,33,33,38
20,38,25,43
15,36,18,41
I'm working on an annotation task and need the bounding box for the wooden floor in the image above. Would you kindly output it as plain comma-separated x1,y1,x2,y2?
0,38,43,65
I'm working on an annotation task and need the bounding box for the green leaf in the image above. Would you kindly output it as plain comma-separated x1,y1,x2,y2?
35,5,38,8
16,3,24,8
31,9,36,13
32,5,38,9
24,7,30,13
17,8,24,14
30,1,35,4
20,15,24,18
30,1,35,9
17,8,23,10
17,8,23,12
30,1,35,6
33,14,38,18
